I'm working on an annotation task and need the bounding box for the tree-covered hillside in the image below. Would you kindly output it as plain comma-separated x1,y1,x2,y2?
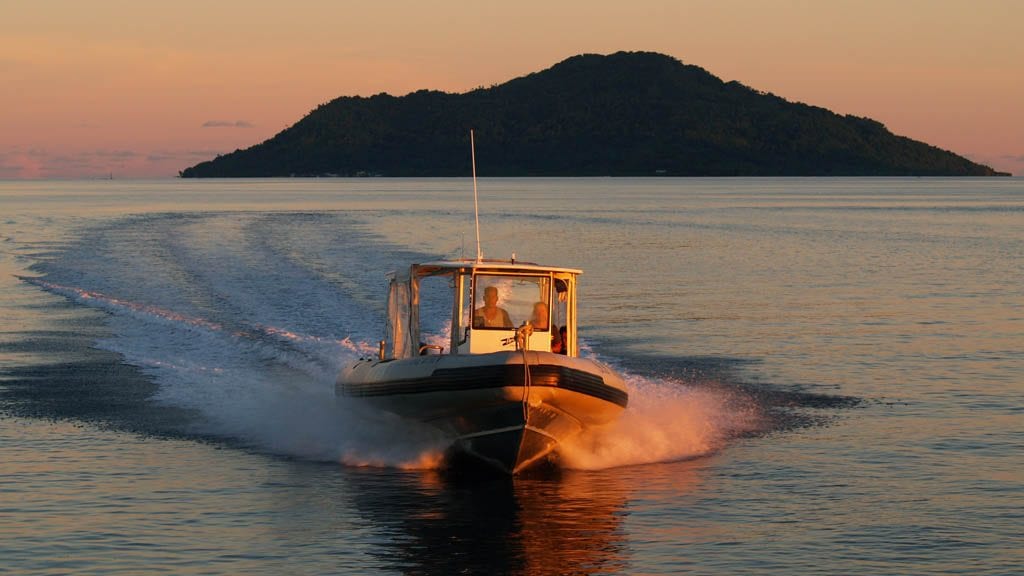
181,52,1006,177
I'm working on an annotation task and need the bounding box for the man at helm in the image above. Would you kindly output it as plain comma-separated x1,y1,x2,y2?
474,286,512,328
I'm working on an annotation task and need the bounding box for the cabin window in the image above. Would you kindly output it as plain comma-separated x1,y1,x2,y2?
417,274,454,352
472,275,550,331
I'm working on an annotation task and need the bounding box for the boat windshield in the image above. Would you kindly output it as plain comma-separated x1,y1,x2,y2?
472,275,550,331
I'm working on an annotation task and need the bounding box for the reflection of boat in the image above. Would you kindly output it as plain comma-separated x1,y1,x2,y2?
337,259,629,474
331,466,634,574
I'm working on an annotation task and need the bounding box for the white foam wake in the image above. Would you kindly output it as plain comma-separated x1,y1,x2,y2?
24,277,449,469
559,372,766,470
25,276,765,472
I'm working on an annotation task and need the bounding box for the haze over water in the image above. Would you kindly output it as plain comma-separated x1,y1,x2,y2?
1,178,1021,574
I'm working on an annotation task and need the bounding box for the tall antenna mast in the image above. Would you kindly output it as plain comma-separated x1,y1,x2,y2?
471,129,482,262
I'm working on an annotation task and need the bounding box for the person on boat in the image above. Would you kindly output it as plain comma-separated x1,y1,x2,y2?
532,301,568,353
530,301,550,330
550,325,564,354
474,286,513,328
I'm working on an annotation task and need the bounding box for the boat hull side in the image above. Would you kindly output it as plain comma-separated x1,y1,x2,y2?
337,351,628,473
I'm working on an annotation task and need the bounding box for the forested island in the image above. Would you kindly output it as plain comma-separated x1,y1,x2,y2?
181,52,1006,177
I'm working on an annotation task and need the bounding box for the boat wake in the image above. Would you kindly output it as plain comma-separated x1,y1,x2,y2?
18,274,776,472
20,277,774,471
560,373,766,470
8,212,849,472
20,276,450,470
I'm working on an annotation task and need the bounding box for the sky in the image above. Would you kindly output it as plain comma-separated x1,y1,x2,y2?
2,0,1022,178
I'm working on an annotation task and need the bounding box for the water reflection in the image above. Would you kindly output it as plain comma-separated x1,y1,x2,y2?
340,466,635,575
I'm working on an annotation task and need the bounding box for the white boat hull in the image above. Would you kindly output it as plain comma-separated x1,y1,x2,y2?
337,351,628,474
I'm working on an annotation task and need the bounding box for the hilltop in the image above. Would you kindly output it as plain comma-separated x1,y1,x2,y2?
181,52,1006,177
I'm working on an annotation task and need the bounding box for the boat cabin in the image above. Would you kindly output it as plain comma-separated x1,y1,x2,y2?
382,259,581,359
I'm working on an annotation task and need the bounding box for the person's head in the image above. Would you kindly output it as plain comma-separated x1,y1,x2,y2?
531,301,549,329
483,286,499,307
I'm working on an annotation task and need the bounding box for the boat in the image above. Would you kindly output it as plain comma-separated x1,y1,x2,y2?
336,258,629,474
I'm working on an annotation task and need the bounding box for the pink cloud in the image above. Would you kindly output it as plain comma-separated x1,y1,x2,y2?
201,120,254,128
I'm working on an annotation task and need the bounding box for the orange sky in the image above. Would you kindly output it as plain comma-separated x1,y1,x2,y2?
2,0,1022,178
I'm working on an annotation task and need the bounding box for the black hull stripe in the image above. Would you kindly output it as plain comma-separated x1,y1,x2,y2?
342,364,629,408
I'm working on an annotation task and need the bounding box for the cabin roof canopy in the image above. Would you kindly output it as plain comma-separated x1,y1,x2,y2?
391,259,583,280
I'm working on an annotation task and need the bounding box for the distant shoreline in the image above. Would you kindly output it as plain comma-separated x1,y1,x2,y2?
2,174,1018,184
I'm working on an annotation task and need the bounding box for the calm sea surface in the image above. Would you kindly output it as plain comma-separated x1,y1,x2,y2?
1,178,1021,574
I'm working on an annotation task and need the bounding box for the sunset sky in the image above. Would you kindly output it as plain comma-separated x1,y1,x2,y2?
2,0,1022,178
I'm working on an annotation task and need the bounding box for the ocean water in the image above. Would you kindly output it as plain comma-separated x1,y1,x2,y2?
1,178,1021,574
